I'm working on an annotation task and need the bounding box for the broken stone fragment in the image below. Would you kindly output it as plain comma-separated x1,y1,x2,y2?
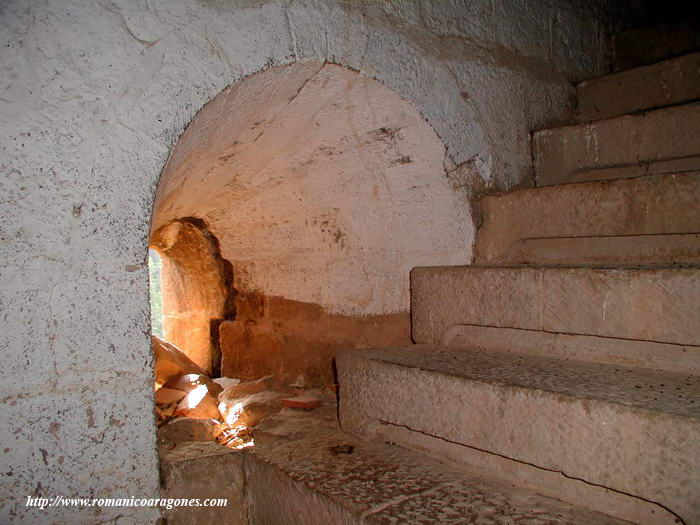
280,396,321,410
157,417,222,445
174,385,221,420
218,390,283,427
155,387,188,406
218,375,275,399
152,336,207,385
212,376,240,390
165,374,224,398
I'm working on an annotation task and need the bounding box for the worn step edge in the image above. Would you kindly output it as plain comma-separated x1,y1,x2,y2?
533,103,700,186
473,172,700,264
337,346,700,525
479,233,700,268
441,324,700,376
411,266,700,347
561,155,700,185
576,51,700,123
248,410,628,525
372,421,678,525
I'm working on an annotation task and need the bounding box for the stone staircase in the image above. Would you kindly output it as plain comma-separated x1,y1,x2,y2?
338,41,700,525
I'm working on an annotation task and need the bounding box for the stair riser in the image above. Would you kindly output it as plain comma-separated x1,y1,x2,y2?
576,52,700,122
442,324,700,375
337,352,700,524
411,267,700,346
493,234,700,267
533,104,700,186
474,172,700,266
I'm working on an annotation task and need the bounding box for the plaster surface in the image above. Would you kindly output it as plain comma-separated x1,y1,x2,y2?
0,0,621,521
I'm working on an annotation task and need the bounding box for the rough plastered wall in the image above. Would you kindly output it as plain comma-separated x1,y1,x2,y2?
1,0,623,522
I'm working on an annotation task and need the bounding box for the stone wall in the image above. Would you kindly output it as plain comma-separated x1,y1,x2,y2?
0,0,631,522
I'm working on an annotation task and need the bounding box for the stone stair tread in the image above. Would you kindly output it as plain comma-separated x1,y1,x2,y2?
576,51,700,122
533,103,700,186
474,172,700,267
349,345,700,420
249,408,628,524
338,346,700,523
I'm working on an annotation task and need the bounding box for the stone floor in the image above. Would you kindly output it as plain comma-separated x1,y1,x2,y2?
249,406,629,524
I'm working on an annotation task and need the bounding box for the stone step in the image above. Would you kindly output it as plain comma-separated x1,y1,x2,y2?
337,345,700,524
411,266,700,348
158,407,628,524
576,52,700,122
533,103,700,186
441,324,700,376
248,407,628,525
473,172,700,267
613,17,700,72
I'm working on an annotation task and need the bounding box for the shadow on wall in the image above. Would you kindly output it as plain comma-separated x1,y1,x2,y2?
149,61,472,387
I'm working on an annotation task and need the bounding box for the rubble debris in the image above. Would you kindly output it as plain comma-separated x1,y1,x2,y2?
281,395,321,410
173,385,221,420
165,373,224,397
153,336,206,385
158,417,222,444
218,391,284,427
155,387,187,405
212,377,240,390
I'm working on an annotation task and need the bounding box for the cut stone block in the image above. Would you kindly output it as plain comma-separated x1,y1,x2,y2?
247,407,627,524
411,266,700,346
577,52,700,122
533,103,700,186
160,441,246,524
442,324,700,375
337,346,700,525
474,172,700,266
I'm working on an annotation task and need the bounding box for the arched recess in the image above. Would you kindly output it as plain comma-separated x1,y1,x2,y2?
151,61,472,386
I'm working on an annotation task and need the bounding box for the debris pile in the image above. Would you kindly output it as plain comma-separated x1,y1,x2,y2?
152,336,334,451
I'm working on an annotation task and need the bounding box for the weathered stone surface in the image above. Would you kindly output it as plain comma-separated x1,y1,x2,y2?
372,422,678,525
534,104,700,185
218,376,276,399
174,387,221,420
151,220,233,375
160,441,246,525
281,396,321,410
157,417,221,445
577,52,700,122
501,234,700,267
165,373,224,397
337,346,700,524
614,17,700,72
219,299,411,386
411,266,700,346
474,172,700,266
218,390,283,427
247,407,627,524
155,387,188,405
0,0,626,519
153,336,207,386
212,377,240,390
442,324,700,375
